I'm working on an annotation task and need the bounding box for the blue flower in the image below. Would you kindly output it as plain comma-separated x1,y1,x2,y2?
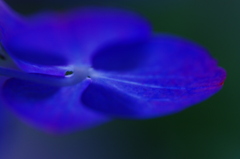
0,1,226,133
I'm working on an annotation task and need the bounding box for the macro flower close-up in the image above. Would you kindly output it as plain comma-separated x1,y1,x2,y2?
0,0,226,135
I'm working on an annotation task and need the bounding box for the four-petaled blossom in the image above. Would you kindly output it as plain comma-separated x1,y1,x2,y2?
0,0,226,133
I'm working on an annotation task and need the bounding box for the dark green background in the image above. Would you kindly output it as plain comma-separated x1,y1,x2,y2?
2,0,238,159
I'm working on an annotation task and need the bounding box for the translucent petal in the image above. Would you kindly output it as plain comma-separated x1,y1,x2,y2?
4,7,151,76
81,34,226,118
0,0,25,43
1,78,109,133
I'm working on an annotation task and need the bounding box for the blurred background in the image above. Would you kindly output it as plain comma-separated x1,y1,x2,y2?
1,0,238,158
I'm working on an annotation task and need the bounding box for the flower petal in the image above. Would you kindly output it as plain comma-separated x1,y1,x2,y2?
0,0,25,43
4,7,151,76
1,78,109,133
81,34,226,118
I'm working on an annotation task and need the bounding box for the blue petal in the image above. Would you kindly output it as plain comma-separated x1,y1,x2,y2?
0,0,25,43
1,78,109,133
3,7,151,76
81,34,226,118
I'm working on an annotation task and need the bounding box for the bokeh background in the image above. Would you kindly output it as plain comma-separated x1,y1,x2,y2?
1,0,238,158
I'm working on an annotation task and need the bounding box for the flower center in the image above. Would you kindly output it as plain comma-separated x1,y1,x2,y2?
0,45,90,87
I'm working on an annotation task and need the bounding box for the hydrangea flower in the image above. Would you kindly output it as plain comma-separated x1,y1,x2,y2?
0,0,226,133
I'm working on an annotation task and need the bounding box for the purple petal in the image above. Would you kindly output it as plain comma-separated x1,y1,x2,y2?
4,7,151,76
0,0,26,43
1,78,109,133
81,34,226,118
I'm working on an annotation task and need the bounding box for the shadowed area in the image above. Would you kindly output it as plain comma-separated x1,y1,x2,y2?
92,40,148,71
